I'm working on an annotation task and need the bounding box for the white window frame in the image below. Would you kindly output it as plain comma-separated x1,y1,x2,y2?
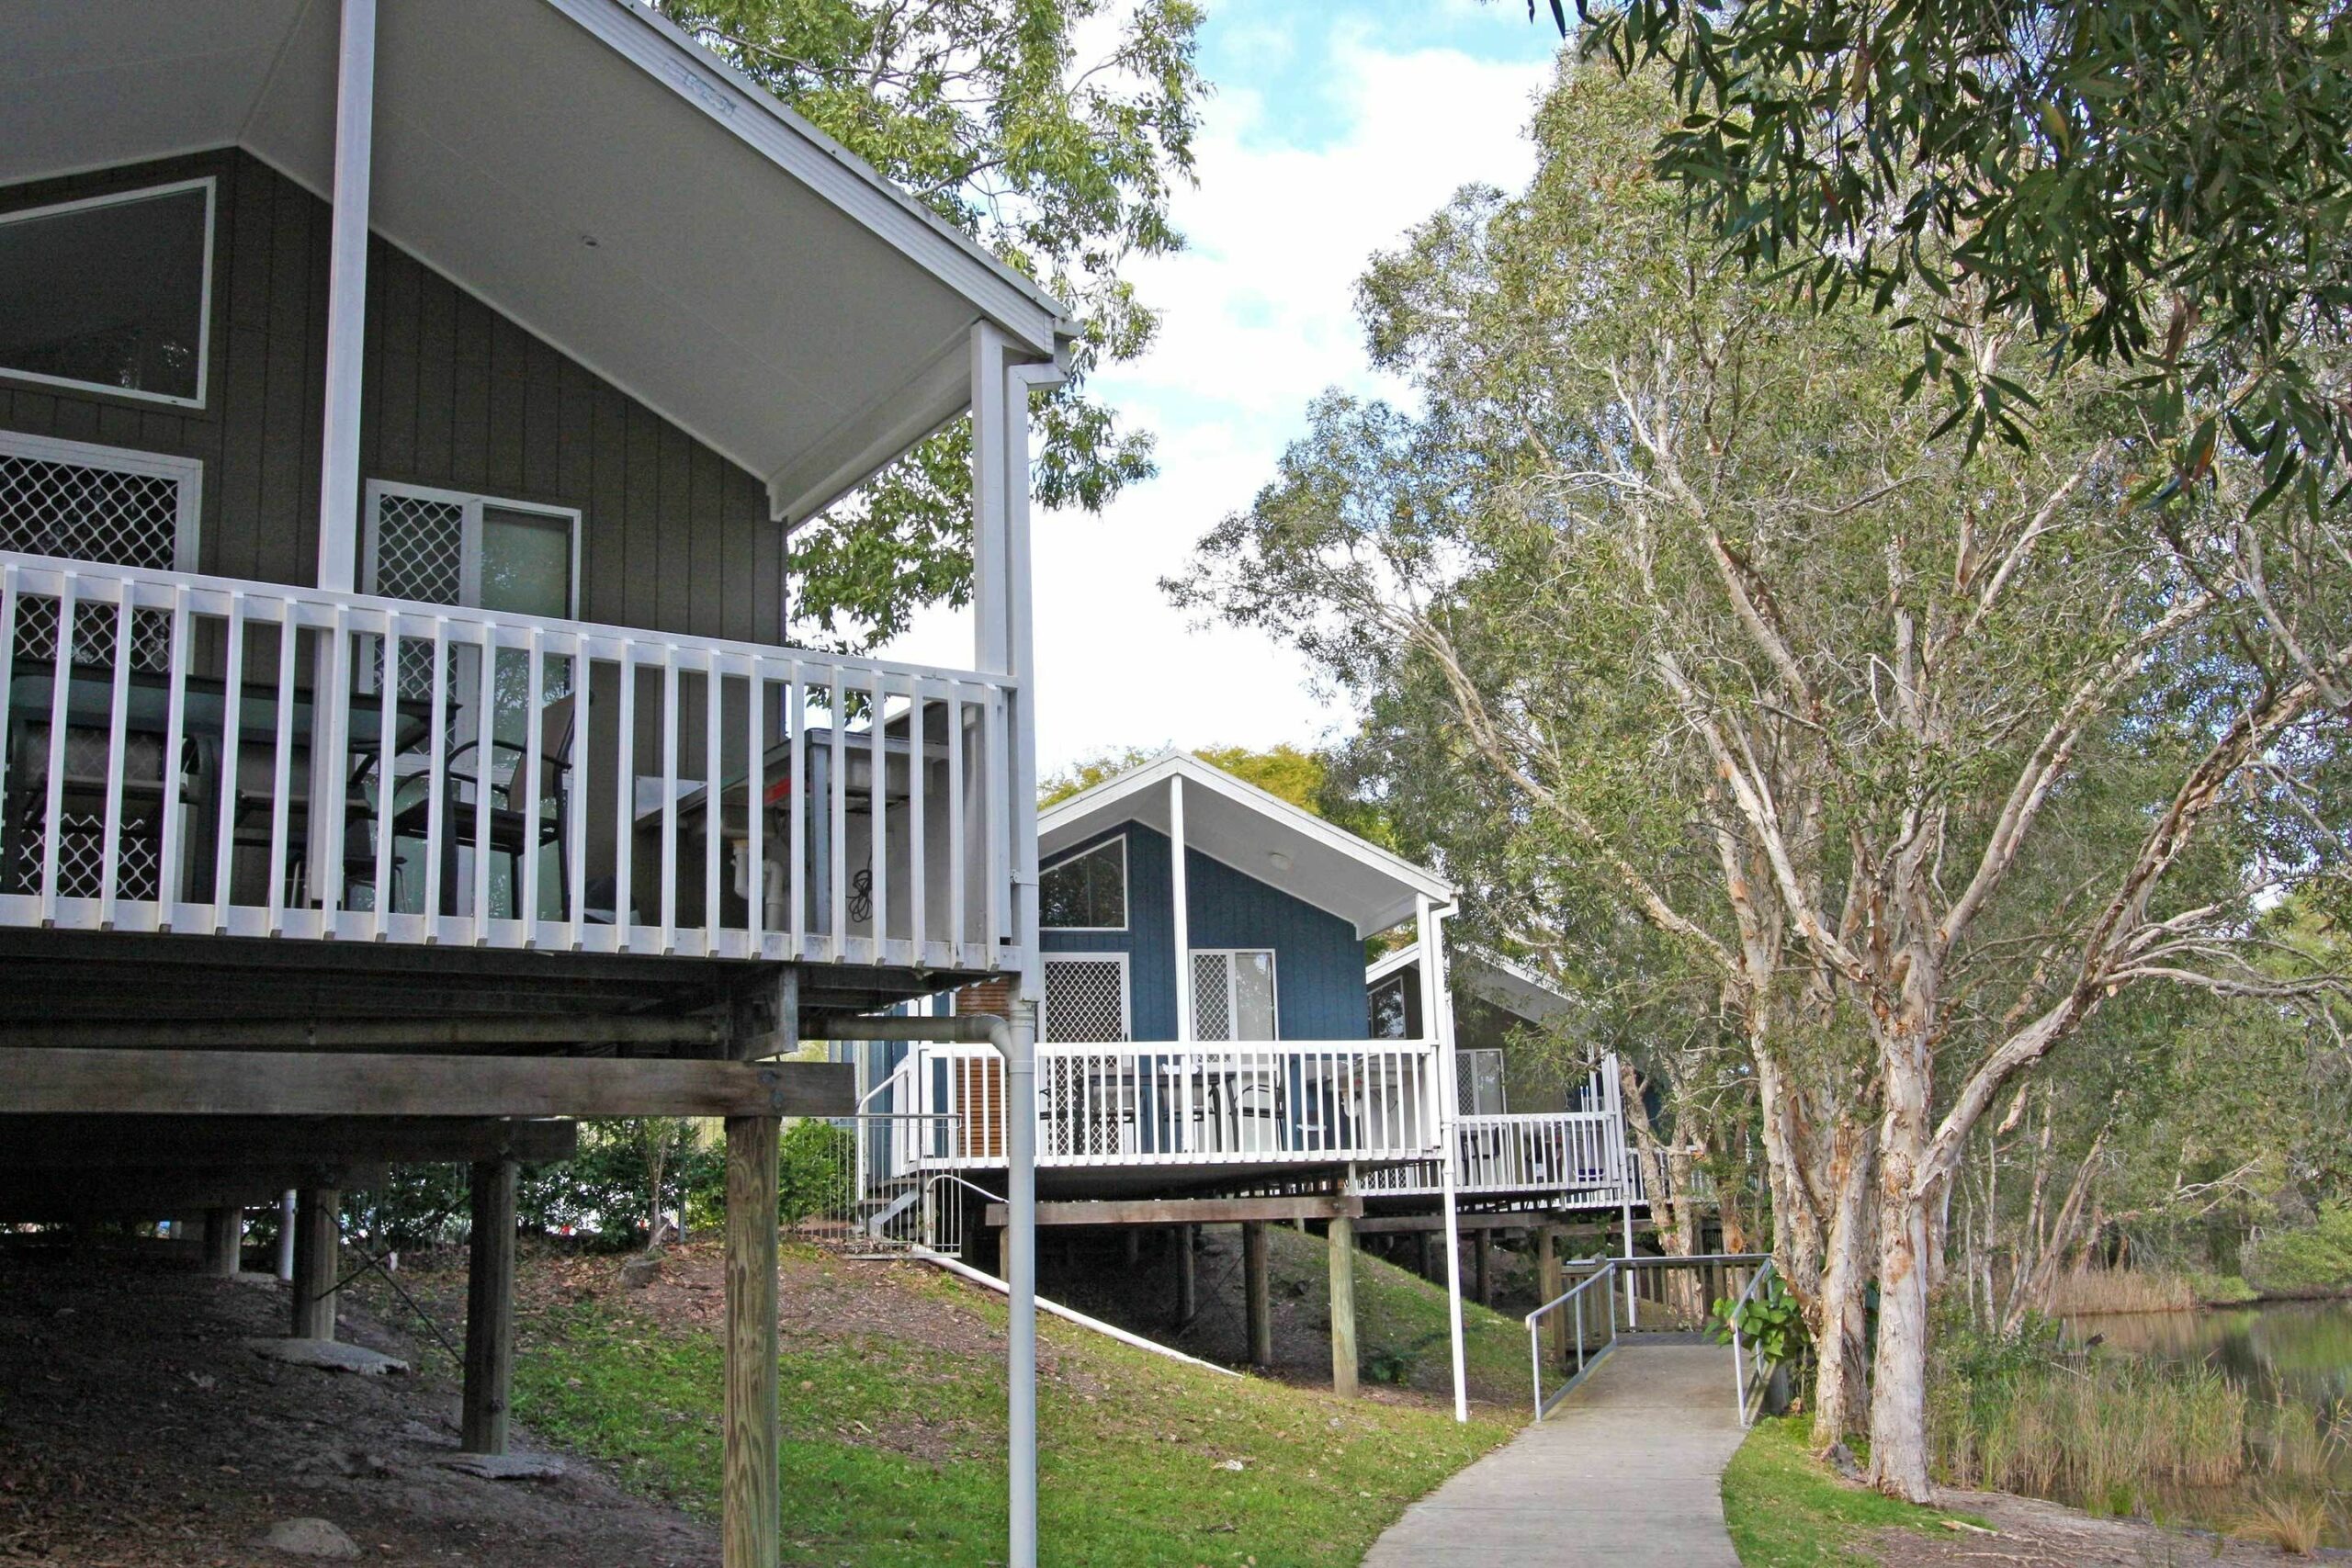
0,429,202,569
1188,947,1281,1043
1040,951,1133,1043
362,479,582,615
0,176,218,411
1038,834,1127,932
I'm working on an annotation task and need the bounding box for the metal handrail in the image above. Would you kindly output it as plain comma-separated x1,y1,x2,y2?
1726,1257,1780,1427
1523,1259,1621,1420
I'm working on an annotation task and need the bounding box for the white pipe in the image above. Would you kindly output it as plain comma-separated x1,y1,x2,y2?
276,1189,296,1281
912,1247,1240,1377
810,1013,1035,1568
1420,895,1470,1424
1169,776,1193,1043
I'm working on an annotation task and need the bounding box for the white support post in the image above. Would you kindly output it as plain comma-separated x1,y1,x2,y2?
970,324,1011,682
1420,895,1469,1424
1169,776,1193,1043
309,0,377,898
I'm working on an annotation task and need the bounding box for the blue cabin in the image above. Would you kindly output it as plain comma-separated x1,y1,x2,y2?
850,751,1461,1197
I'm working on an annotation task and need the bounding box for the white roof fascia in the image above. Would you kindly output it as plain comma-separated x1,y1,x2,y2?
1365,945,1420,987
550,0,1073,359
1039,750,1456,907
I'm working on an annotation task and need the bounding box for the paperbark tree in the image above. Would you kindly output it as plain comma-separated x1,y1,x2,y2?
1170,63,2351,1490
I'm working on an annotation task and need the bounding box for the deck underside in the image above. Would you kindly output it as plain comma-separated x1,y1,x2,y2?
0,928,980,1034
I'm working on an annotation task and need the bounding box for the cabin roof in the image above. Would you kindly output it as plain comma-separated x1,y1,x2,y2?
1038,751,1454,940
3,0,1073,524
1368,942,1577,1024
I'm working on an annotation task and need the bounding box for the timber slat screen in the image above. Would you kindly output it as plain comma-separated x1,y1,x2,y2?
0,553,1018,971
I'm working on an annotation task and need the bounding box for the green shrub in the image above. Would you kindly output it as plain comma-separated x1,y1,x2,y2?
780,1120,855,1224
2244,1203,2352,1297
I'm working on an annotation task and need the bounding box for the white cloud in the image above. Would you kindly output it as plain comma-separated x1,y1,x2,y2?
877,27,1553,777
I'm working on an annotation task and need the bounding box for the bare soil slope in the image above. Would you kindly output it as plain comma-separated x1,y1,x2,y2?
0,1245,714,1567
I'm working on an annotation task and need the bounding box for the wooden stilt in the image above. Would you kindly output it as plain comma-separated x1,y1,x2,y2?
1174,1224,1196,1326
1536,1226,1565,1364
289,1187,340,1340
1328,1214,1358,1397
461,1158,516,1455
1419,1230,1436,1280
200,1205,242,1277
1242,1221,1272,1371
1474,1228,1493,1307
1124,1229,1142,1269
722,1114,780,1568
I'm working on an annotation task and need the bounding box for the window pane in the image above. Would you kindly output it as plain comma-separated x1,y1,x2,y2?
480,507,572,618
1232,952,1277,1041
1040,840,1122,927
0,186,209,402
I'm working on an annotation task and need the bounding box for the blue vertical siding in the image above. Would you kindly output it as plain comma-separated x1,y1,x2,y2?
1040,822,1370,1042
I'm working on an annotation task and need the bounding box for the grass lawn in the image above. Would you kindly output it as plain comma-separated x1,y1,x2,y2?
511,1245,1515,1567
1721,1418,1981,1568
1263,1224,1532,1400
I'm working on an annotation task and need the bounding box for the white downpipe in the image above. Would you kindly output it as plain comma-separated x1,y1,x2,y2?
277,1189,297,1281
811,1015,1034,1568
1169,777,1193,1043
1420,896,1469,1424
913,1247,1241,1377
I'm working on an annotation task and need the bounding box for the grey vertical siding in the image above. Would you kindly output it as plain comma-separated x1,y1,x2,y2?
1039,822,1372,1043
0,150,783,645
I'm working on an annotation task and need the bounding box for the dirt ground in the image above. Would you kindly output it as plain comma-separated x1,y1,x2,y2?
1875,1486,2352,1566
0,1241,716,1568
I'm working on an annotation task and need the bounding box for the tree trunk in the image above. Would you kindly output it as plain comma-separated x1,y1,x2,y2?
1811,1122,1876,1451
1867,1029,1936,1502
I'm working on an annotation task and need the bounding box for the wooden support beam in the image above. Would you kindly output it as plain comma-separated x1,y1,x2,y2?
0,1050,852,1119
1242,1222,1272,1371
0,1017,720,1052
1418,1230,1436,1280
982,1193,1362,1229
0,1116,579,1169
461,1159,516,1456
722,1114,780,1568
290,1187,340,1340
1351,1210,1610,1235
1536,1226,1566,1365
1173,1224,1196,1326
0,1165,387,1221
1328,1214,1358,1398
1474,1229,1493,1307
200,1206,243,1277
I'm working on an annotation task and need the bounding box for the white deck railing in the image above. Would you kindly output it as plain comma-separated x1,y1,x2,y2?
1361,1055,1636,1201
0,553,1019,968
865,1039,1444,1170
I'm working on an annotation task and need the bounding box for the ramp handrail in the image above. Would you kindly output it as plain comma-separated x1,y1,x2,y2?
1726,1257,1780,1427
1523,1259,1620,1420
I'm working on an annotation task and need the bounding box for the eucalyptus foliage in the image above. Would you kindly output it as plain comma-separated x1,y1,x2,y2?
1557,0,2352,517
658,0,1204,646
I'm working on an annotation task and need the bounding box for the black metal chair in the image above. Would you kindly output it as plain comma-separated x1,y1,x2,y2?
391,694,575,919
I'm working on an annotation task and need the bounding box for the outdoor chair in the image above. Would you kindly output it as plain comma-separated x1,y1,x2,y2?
391,693,575,919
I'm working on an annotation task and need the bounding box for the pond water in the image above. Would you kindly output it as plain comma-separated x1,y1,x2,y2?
2065,1300,2352,1545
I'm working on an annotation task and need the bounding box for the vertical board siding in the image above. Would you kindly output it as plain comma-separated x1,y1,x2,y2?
0,151,781,646
1039,823,1372,1043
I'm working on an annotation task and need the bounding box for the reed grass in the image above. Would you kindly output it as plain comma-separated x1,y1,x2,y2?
2042,1267,2196,1315
1930,1348,2247,1512
2235,1488,2332,1555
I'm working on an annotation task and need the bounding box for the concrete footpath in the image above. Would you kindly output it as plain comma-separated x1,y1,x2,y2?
1362,1339,1747,1567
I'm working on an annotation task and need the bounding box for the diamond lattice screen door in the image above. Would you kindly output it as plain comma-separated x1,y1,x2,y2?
0,433,201,900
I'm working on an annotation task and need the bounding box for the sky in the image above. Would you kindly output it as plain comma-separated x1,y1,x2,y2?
876,0,1563,781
